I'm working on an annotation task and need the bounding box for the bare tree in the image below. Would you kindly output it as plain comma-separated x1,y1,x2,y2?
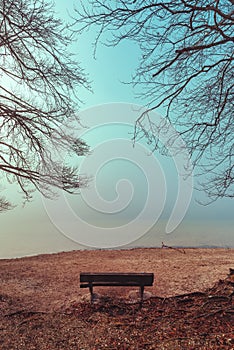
74,0,234,201
0,0,90,211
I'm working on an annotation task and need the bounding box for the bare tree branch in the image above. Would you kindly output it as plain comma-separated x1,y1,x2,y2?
0,0,90,211
73,0,234,201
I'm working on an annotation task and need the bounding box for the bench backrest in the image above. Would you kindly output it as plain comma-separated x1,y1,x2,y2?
80,272,154,286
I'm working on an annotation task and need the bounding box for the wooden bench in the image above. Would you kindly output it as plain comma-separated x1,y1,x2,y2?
80,272,154,304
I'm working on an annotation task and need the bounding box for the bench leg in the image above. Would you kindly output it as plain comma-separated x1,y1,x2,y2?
140,285,144,305
89,284,94,304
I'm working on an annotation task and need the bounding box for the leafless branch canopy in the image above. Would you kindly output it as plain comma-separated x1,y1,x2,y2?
74,0,234,201
0,0,89,210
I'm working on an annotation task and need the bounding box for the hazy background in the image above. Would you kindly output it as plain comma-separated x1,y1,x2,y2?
0,0,233,258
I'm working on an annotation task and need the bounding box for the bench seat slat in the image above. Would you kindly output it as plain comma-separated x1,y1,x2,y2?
80,282,147,288
80,272,154,285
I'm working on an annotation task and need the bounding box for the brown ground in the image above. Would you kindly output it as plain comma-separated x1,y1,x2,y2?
0,248,234,349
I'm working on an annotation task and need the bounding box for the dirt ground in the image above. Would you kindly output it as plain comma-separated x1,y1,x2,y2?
0,248,234,349
0,247,233,311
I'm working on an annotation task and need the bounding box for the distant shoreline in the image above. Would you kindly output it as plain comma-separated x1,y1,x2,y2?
1,245,233,261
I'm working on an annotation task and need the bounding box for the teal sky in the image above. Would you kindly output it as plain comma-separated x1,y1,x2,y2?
0,0,233,258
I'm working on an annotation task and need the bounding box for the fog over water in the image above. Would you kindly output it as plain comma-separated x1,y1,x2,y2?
0,0,233,259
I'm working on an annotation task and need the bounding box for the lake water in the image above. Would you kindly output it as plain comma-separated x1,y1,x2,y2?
0,218,233,259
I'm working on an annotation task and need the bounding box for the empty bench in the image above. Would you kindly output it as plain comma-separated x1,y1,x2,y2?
80,272,154,304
